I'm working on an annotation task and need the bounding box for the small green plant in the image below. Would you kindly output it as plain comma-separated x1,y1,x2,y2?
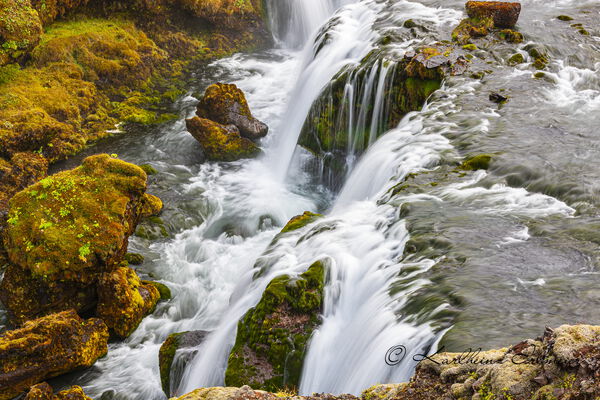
78,243,91,262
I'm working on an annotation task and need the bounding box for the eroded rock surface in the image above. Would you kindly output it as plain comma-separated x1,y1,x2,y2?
186,117,261,161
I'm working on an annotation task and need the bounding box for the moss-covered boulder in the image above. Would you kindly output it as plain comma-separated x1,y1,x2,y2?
451,16,495,45
96,266,160,338
0,310,108,400
24,382,92,400
159,330,208,397
29,0,90,26
141,193,163,217
225,261,326,391
298,44,466,182
280,211,322,234
460,154,493,171
197,83,268,140
186,117,261,161
0,0,43,66
465,1,521,29
0,154,152,325
0,152,48,215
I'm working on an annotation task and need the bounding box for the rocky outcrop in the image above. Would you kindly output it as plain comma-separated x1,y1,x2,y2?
197,83,268,140
225,261,326,391
0,310,108,400
453,2,522,45
24,382,92,400
466,1,521,29
186,117,261,162
159,330,209,397
298,44,467,183
174,386,358,400
96,266,160,338
0,154,159,337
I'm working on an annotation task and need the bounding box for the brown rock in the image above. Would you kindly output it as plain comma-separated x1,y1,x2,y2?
197,83,268,140
466,1,521,29
24,382,92,400
0,310,108,400
96,266,160,338
186,117,261,162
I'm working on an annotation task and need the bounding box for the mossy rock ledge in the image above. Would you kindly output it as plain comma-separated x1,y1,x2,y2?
0,154,160,335
0,310,108,400
224,260,326,392
159,330,209,397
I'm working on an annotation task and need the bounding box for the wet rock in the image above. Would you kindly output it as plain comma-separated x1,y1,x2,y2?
24,382,92,400
145,280,172,301
139,164,158,175
489,92,508,104
186,117,261,162
159,330,208,396
460,154,493,171
197,83,268,140
225,261,326,391
452,16,494,45
556,15,574,21
125,252,144,265
508,53,525,65
141,193,163,217
280,211,322,234
466,1,522,29
0,154,155,327
0,310,108,400
379,325,600,400
96,266,160,338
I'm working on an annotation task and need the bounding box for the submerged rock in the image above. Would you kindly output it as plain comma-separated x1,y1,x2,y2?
466,1,521,29
24,382,92,400
280,211,322,234
225,261,326,391
96,266,160,338
0,310,108,400
159,330,209,397
197,83,268,140
186,117,261,162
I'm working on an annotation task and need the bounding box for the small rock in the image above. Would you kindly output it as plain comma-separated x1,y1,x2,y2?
489,92,508,103
466,1,522,29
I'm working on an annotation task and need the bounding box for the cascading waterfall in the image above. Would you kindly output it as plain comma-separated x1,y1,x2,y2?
72,0,600,398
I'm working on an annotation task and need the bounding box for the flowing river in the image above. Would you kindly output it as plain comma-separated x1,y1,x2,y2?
29,0,600,398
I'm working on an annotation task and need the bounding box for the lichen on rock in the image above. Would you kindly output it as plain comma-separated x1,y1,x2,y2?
0,310,108,400
197,83,268,140
186,116,261,162
96,266,160,338
225,260,326,391
0,154,157,327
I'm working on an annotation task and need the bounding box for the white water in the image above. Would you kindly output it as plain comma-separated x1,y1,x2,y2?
80,0,594,398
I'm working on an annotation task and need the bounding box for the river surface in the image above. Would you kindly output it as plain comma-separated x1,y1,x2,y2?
2,0,600,398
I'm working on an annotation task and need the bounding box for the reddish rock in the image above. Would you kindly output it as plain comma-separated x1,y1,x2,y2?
466,1,521,29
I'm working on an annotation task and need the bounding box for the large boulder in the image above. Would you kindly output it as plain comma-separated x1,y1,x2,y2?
24,382,92,400
225,261,325,391
159,330,209,397
0,310,108,400
197,83,268,140
96,266,160,338
0,154,157,329
186,117,261,162
466,1,521,29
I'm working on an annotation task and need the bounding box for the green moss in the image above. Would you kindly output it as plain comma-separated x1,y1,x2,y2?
280,211,322,234
125,253,144,265
225,261,326,392
498,29,523,43
159,332,185,396
4,154,147,280
146,281,172,301
460,154,493,171
139,164,158,175
452,17,494,45
508,53,525,65
462,44,477,51
556,15,573,21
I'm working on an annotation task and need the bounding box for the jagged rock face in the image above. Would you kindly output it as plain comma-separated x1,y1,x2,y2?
24,382,92,400
466,1,521,29
197,83,269,140
0,154,150,325
96,266,160,338
225,261,325,391
384,325,600,400
0,310,108,400
159,330,209,397
186,117,261,161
